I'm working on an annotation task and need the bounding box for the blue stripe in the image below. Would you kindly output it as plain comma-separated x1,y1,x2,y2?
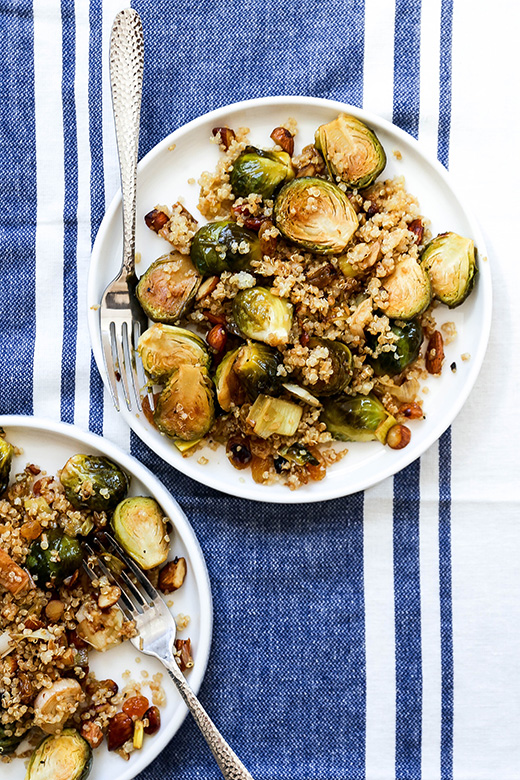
88,0,104,432
437,0,453,168
0,1,36,414
439,429,453,780
394,459,422,779
60,0,78,424
393,0,422,139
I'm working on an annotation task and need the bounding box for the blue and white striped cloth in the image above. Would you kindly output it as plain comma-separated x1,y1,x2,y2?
0,1,518,778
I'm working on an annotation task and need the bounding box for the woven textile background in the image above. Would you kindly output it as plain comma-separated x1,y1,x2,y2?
0,1,519,779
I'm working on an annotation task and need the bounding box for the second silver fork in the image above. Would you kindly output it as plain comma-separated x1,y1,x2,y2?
84,533,254,780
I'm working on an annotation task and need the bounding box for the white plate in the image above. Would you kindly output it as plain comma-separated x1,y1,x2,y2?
0,416,213,780
88,96,492,503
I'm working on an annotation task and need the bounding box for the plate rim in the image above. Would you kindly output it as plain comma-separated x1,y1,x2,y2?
88,95,493,503
0,414,213,780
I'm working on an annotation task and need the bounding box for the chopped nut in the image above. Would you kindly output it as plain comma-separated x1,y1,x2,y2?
195,275,219,301
425,331,445,374
387,424,412,449
397,402,423,420
258,219,278,255
175,638,194,672
158,557,187,594
270,126,294,155
81,720,104,749
408,218,424,244
143,705,161,735
144,208,169,233
0,547,30,594
98,584,121,610
107,712,134,751
212,126,235,151
207,324,227,353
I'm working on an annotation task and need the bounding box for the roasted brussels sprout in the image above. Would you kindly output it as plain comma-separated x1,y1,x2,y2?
368,320,424,376
274,177,358,254
233,341,282,399
246,394,303,438
0,723,25,755
111,496,169,570
320,394,396,444
420,231,477,308
232,287,293,347
138,323,210,382
0,435,13,494
136,252,201,323
25,729,92,780
299,337,352,396
381,256,432,319
315,113,386,189
230,146,294,199
154,365,215,441
190,220,261,276
214,348,245,412
25,528,83,588
60,455,129,512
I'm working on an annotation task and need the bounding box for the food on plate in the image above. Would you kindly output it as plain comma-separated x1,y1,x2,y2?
0,435,191,771
136,252,201,323
137,112,479,488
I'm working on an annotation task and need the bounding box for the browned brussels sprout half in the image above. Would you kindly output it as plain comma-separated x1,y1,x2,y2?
230,146,294,198
0,436,13,494
154,365,215,441
111,496,169,570
274,177,358,254
25,528,83,587
232,287,293,347
381,256,432,319
25,729,92,780
136,251,201,323
214,348,246,412
233,341,282,399
138,323,210,383
300,337,353,396
60,454,129,512
190,220,261,276
315,113,386,189
320,394,396,443
368,320,424,376
420,231,477,308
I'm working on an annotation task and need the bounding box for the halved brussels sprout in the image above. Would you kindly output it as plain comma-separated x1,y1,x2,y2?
369,320,424,376
420,231,477,308
232,287,293,347
278,443,319,466
138,323,210,383
154,365,215,441
111,496,169,570
274,177,358,254
190,220,261,276
214,348,245,412
315,113,386,189
60,455,129,512
25,729,92,780
381,256,432,319
233,341,282,399
230,146,294,199
0,436,13,494
299,337,353,396
0,723,26,755
25,528,83,587
246,394,303,438
320,394,396,444
136,252,201,323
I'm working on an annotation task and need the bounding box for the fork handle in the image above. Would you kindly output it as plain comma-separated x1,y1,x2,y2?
109,8,144,275
164,658,254,780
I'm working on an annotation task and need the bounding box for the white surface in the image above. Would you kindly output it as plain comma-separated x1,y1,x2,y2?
0,416,213,780
88,96,492,503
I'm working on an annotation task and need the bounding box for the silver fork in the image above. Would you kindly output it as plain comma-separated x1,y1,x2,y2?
99,9,149,413
83,533,254,780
